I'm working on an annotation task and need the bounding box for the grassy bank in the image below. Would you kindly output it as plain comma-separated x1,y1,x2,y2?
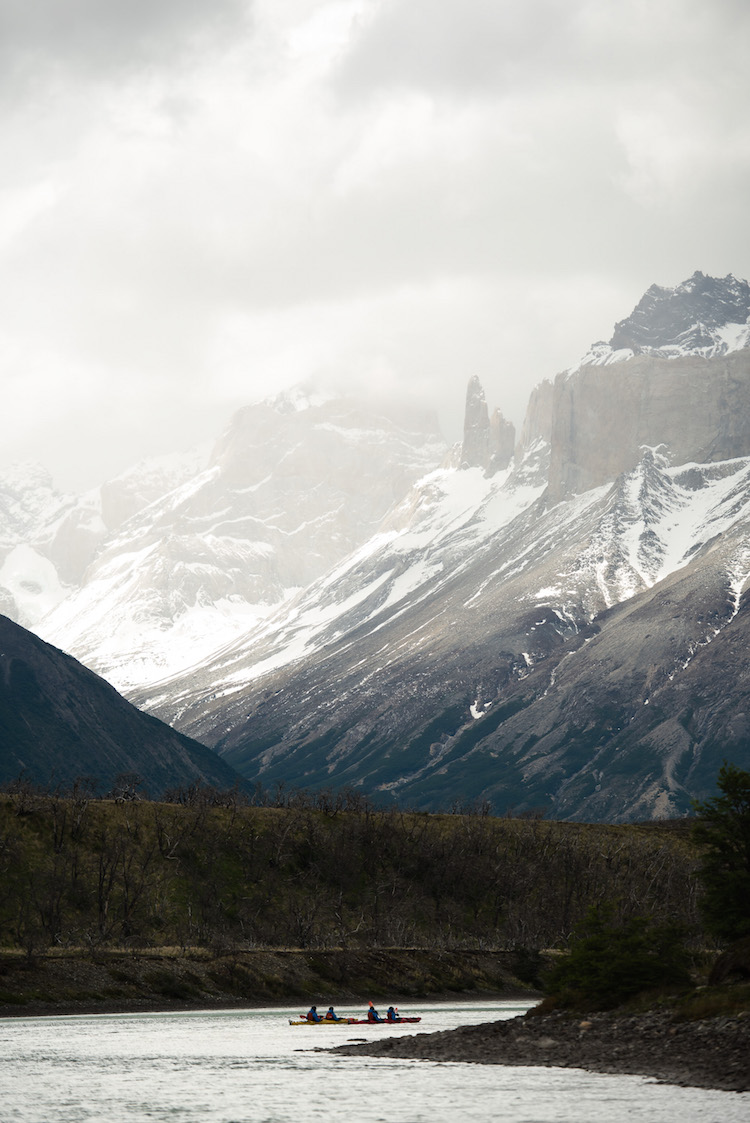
0,946,540,1017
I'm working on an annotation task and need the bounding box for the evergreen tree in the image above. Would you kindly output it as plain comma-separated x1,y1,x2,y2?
692,762,750,942
543,904,691,1010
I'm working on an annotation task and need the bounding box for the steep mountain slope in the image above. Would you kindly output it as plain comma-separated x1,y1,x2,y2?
0,614,241,794
0,464,105,626
0,451,207,630
547,350,750,502
139,273,750,821
143,445,750,819
32,390,446,692
476,527,750,821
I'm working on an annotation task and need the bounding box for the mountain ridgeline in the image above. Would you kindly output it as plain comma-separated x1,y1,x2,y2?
3,271,750,820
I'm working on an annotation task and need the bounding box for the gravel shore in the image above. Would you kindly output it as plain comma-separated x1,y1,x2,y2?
329,1008,750,1092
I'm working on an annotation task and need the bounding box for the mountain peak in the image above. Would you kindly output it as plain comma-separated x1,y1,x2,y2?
460,376,515,475
266,382,335,415
461,376,490,469
577,272,750,367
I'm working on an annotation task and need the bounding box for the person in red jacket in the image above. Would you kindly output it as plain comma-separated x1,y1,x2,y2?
325,1006,343,1021
366,1002,384,1022
386,1006,400,1022
306,1005,322,1022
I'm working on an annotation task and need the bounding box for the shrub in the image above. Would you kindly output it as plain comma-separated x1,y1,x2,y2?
692,762,750,943
543,904,692,1010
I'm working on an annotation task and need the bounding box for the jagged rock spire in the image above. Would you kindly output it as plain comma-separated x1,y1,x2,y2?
461,376,490,469
489,409,515,473
461,376,515,475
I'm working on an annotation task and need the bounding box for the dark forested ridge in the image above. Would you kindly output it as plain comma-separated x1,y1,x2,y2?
0,614,242,793
0,787,700,956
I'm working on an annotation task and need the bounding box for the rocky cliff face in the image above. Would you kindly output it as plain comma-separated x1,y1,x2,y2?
546,351,750,501
517,378,554,452
542,271,750,502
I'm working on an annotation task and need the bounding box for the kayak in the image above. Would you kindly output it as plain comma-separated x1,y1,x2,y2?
288,1017,421,1026
288,1018,356,1026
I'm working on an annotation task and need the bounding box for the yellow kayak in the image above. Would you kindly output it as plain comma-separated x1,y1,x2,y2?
288,1016,420,1025
288,1017,357,1025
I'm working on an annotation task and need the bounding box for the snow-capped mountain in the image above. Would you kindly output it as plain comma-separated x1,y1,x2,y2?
5,271,750,821
134,272,750,822
0,449,208,633
141,436,750,817
578,270,750,366
20,390,446,692
0,463,106,626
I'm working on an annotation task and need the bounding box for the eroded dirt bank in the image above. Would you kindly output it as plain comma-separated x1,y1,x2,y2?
330,1007,750,1092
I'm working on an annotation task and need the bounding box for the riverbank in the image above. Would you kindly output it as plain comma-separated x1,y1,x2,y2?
0,947,538,1018
329,1002,750,1093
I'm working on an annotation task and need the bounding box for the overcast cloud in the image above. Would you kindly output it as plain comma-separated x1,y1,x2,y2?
1,0,749,490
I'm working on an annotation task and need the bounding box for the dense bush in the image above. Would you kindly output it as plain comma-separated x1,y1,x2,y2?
692,762,750,943
543,904,693,1010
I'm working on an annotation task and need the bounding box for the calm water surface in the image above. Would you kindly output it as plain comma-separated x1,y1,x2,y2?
1,1000,746,1123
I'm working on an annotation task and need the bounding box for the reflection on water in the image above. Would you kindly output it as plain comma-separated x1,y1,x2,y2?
1,1001,745,1123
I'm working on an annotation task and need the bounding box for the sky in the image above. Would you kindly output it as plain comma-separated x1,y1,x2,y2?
2,0,750,491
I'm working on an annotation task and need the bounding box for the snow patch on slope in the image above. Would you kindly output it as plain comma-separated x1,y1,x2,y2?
576,322,750,368
562,452,750,617
0,545,68,624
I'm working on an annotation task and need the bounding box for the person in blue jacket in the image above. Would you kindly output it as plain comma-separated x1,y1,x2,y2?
306,1005,322,1022
366,1002,384,1022
386,1006,400,1022
325,1006,343,1021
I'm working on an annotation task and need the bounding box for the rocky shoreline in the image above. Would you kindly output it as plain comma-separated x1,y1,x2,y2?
6,947,749,1093
330,1007,750,1093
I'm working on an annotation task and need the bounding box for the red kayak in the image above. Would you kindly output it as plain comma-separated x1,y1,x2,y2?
347,1016,421,1025
289,1016,421,1026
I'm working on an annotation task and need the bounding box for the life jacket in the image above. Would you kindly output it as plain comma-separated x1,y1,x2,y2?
367,1009,380,1022
306,1010,319,1022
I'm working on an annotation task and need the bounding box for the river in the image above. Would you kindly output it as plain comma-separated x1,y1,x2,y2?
1,1000,746,1122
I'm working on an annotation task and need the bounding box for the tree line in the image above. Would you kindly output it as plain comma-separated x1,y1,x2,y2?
0,777,702,956
543,763,750,1009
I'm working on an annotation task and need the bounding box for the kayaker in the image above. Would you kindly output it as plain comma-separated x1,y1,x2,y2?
306,1005,322,1022
386,1006,400,1022
366,1002,384,1023
325,1006,343,1021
